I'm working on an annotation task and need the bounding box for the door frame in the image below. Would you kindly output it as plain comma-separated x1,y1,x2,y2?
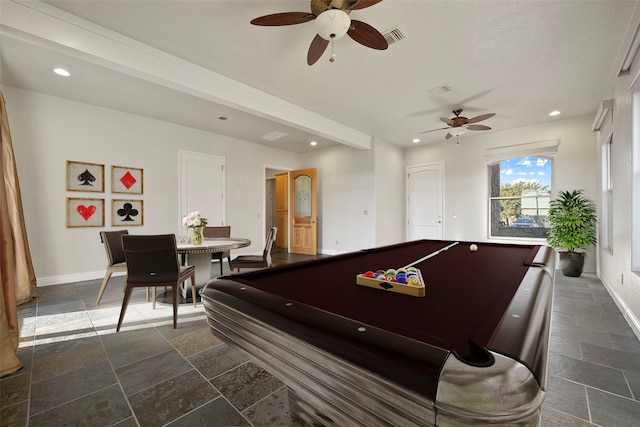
264,165,291,251
406,162,445,240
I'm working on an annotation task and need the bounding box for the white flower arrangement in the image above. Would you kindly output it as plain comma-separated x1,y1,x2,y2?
182,211,208,229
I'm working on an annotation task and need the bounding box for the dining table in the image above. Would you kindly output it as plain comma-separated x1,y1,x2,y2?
175,237,251,301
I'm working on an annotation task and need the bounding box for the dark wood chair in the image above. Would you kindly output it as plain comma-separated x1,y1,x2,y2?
229,227,277,272
96,230,128,305
117,234,196,331
203,226,231,275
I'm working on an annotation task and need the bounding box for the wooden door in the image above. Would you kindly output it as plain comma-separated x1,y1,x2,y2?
275,173,288,249
290,168,317,255
407,163,444,240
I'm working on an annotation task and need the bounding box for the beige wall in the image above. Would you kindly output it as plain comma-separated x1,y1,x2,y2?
3,86,303,285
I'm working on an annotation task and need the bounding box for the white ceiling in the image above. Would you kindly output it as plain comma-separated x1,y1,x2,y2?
1,0,639,153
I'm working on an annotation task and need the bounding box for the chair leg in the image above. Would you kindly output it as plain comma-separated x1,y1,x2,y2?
152,287,157,310
191,275,197,308
171,284,178,329
219,259,223,275
116,286,134,332
96,271,113,305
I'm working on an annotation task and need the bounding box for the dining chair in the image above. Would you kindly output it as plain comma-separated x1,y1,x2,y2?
96,229,129,305
203,226,232,275
117,234,196,331
229,227,277,272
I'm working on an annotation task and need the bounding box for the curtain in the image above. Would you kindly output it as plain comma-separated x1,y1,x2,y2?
1,90,38,377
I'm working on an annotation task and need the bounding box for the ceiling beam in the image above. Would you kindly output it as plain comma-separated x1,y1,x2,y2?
0,0,372,150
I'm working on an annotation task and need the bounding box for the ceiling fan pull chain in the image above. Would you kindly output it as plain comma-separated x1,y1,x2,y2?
330,35,336,62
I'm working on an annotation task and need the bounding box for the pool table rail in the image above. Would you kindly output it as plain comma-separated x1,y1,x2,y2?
204,288,440,426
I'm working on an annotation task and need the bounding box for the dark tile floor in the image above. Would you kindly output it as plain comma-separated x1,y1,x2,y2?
2,249,640,426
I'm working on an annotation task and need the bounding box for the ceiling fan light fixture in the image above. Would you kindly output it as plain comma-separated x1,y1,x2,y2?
448,126,467,136
315,9,351,41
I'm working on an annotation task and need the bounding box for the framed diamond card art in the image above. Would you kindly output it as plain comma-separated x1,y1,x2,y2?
112,199,144,226
67,161,104,192
67,197,105,227
112,165,143,194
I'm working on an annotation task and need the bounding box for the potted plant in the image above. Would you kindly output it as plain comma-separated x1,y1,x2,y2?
547,190,597,277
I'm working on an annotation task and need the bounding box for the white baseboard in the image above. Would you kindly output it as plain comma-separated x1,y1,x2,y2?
598,273,640,342
36,270,125,287
318,249,345,256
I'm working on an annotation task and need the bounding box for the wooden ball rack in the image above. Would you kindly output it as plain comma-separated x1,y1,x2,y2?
356,269,425,297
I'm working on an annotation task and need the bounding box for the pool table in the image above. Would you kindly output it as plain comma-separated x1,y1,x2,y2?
201,240,555,426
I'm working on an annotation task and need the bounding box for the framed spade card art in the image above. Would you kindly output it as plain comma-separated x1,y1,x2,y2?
67,161,104,192
112,165,143,194
112,199,144,226
67,198,105,227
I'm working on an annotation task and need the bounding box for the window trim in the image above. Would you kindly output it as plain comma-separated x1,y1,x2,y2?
484,139,559,163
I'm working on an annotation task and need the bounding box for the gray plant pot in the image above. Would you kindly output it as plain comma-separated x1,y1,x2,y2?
558,252,585,277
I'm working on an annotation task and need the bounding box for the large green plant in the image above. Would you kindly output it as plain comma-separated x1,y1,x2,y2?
547,190,597,253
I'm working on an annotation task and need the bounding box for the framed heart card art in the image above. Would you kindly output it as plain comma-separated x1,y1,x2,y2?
67,197,105,227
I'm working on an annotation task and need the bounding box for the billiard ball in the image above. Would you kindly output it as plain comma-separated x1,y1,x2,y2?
470,244,478,252
407,276,421,286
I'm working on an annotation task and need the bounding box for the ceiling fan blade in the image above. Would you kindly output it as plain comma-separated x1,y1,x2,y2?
445,133,453,140
467,113,496,124
440,117,455,126
307,34,329,65
347,20,388,50
251,12,315,26
348,0,384,10
419,126,449,134
467,124,492,131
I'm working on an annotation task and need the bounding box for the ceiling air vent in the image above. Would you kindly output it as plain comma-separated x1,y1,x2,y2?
260,131,288,141
383,27,405,46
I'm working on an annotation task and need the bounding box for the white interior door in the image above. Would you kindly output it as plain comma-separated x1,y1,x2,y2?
179,150,225,233
407,163,444,240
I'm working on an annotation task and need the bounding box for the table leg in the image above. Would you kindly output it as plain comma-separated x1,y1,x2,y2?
181,252,213,299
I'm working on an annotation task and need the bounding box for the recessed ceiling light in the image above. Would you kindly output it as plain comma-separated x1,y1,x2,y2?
413,138,420,143
549,110,561,116
53,68,70,77
310,141,318,146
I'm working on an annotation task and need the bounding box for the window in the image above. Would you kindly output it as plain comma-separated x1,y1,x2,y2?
601,133,613,252
489,157,552,239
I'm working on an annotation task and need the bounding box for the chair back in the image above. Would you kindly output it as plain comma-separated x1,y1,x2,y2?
100,230,129,266
122,234,180,285
203,226,231,239
264,227,278,264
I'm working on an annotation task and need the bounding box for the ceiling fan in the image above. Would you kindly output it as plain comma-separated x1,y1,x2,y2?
250,0,388,65
420,108,496,141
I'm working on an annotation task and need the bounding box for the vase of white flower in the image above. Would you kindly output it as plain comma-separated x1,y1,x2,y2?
192,227,203,245
182,211,208,245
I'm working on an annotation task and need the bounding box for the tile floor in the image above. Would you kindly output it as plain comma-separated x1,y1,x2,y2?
2,251,640,426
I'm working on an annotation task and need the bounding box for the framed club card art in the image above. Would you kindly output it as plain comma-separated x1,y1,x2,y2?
112,199,144,226
112,165,143,194
67,161,104,192
67,197,105,227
